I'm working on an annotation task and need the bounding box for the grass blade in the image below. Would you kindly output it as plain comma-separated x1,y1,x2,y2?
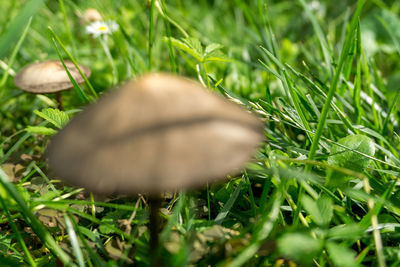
0,167,72,264
307,0,366,162
0,0,46,59
298,0,332,76
64,214,85,267
47,27,97,100
214,178,244,224
0,17,32,88
0,196,36,266
148,0,156,70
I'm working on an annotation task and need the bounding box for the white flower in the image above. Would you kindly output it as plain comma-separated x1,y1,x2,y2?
307,0,326,17
86,20,119,38
308,0,321,11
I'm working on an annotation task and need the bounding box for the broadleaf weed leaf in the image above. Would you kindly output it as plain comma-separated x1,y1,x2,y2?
278,232,323,264
328,134,375,172
34,108,70,129
327,134,375,187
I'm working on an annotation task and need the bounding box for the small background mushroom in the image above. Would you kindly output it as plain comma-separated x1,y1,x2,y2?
81,8,103,23
14,59,91,109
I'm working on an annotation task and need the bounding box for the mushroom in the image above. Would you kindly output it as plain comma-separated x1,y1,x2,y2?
83,8,103,22
80,8,103,24
47,73,264,261
14,60,91,109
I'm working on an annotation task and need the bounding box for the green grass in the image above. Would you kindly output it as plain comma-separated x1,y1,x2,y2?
1,0,400,266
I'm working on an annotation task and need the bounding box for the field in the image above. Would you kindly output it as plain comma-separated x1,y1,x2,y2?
0,0,400,266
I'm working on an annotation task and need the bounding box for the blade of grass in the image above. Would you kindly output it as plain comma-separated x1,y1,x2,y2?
260,42,322,225
262,101,400,172
377,16,400,56
34,199,138,211
285,63,356,133
354,22,363,125
298,0,332,76
339,10,355,96
47,27,97,99
148,0,155,71
283,70,313,140
289,2,366,224
33,163,59,194
0,0,46,59
58,0,76,56
0,1,17,34
227,184,285,267
259,48,313,140
215,177,244,224
234,0,270,52
361,40,379,129
155,0,189,38
0,132,31,165
64,214,85,267
307,0,366,163
382,89,400,135
0,167,72,264
99,36,118,85
158,0,178,73
259,178,272,213
50,36,89,103
363,177,386,267
244,171,256,218
67,211,103,267
160,192,185,243
0,195,36,266
0,17,32,88
117,23,147,73
67,207,143,244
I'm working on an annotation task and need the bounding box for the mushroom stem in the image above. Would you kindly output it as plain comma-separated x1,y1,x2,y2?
55,92,64,110
149,196,161,265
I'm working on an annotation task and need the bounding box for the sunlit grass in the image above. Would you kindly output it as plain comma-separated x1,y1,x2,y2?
0,0,400,266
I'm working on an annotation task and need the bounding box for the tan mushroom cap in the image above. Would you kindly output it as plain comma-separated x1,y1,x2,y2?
83,8,103,22
47,73,264,195
14,60,91,94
